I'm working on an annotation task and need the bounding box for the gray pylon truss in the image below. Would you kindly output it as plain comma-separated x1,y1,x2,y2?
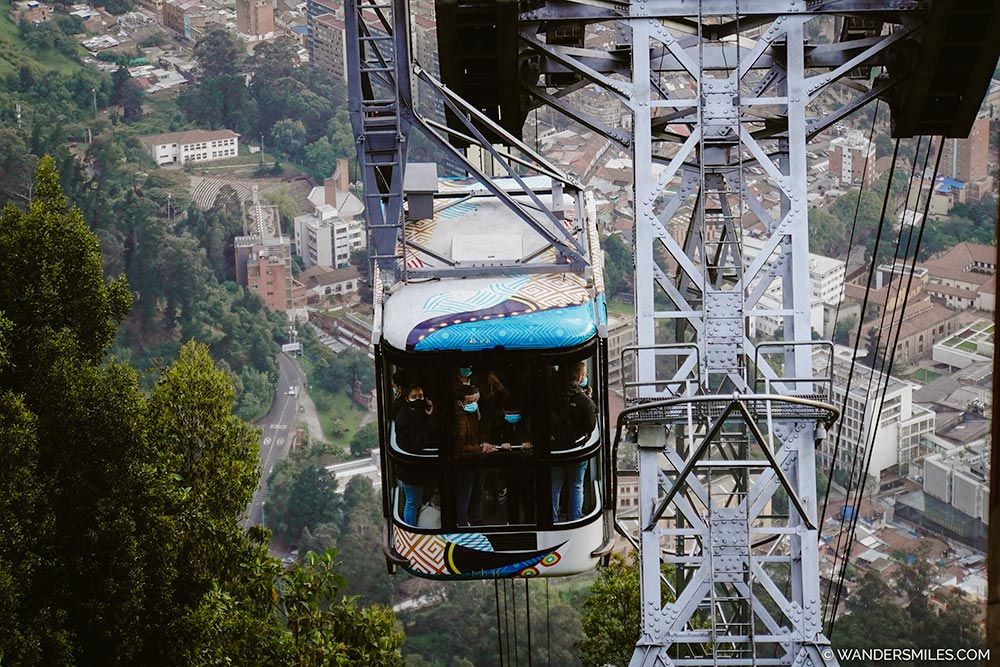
514,3,926,667
344,0,594,285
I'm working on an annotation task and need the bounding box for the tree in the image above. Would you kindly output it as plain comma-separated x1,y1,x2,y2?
577,553,644,667
0,156,403,667
602,232,634,298
193,29,245,80
323,348,375,397
271,118,308,162
350,422,379,457
118,77,145,122
338,477,393,604
282,465,342,545
282,549,404,665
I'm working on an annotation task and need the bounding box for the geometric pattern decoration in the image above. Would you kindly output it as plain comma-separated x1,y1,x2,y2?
406,272,596,351
411,302,597,351
393,527,567,579
422,276,532,314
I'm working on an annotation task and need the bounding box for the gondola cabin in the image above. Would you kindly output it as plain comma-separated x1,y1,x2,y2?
373,172,613,579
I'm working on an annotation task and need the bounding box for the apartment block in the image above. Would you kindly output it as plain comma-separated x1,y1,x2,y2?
828,130,877,188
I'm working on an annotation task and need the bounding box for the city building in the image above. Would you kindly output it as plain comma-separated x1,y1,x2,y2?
828,129,877,188
817,349,936,482
295,159,365,268
299,265,362,299
606,314,636,394
235,187,306,318
939,114,991,186
920,241,996,312
305,0,340,63
932,319,994,370
742,235,846,338
138,129,239,166
136,0,164,15
311,13,347,81
895,442,989,550
162,0,208,40
10,0,50,24
236,0,274,40
237,235,297,312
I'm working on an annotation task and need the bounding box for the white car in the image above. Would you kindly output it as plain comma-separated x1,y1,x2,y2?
287,386,296,396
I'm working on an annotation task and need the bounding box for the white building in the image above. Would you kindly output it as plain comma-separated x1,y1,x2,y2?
932,319,994,370
818,348,935,481
138,129,239,166
829,129,876,188
295,159,365,268
923,442,989,523
742,235,846,338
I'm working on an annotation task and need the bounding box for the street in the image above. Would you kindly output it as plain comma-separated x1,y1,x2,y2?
242,352,302,528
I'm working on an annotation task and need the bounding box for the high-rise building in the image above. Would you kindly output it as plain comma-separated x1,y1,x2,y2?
817,351,936,483
236,0,274,40
828,129,877,187
940,113,990,185
311,13,347,81
306,0,341,63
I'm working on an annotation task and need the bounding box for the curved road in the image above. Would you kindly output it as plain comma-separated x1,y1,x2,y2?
242,352,304,529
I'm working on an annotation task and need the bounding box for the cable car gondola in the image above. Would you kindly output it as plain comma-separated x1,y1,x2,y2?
373,172,613,579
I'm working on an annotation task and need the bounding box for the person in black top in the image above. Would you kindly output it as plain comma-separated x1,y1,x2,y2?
394,383,436,525
496,400,534,523
550,361,597,522
390,369,409,418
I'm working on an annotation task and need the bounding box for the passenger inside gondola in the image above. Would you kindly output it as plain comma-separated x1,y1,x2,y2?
550,361,597,523
454,384,496,525
496,400,534,524
394,382,437,526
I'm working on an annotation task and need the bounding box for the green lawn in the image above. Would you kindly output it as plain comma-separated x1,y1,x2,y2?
299,348,367,453
312,389,366,449
956,340,978,353
910,368,941,384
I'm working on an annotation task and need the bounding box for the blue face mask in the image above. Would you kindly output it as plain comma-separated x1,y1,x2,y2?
579,375,589,388
504,413,521,424
463,401,479,413
459,367,472,378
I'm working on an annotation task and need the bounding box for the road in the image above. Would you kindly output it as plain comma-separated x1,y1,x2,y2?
242,352,302,528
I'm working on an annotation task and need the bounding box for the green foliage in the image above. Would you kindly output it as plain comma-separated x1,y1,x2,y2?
602,232,633,298
0,156,131,369
338,476,393,604
0,162,404,665
350,421,379,457
321,347,375,397
272,117,308,162
177,29,251,132
918,195,997,259
577,552,646,667
18,18,79,57
283,549,404,666
175,32,351,176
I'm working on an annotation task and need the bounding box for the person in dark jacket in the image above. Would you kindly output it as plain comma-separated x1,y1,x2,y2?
496,401,534,523
550,361,597,522
454,384,496,525
394,383,436,525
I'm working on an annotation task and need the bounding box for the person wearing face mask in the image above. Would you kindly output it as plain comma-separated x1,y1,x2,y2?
496,401,534,523
454,385,495,525
550,360,597,523
390,369,409,418
394,383,436,526
449,365,507,434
